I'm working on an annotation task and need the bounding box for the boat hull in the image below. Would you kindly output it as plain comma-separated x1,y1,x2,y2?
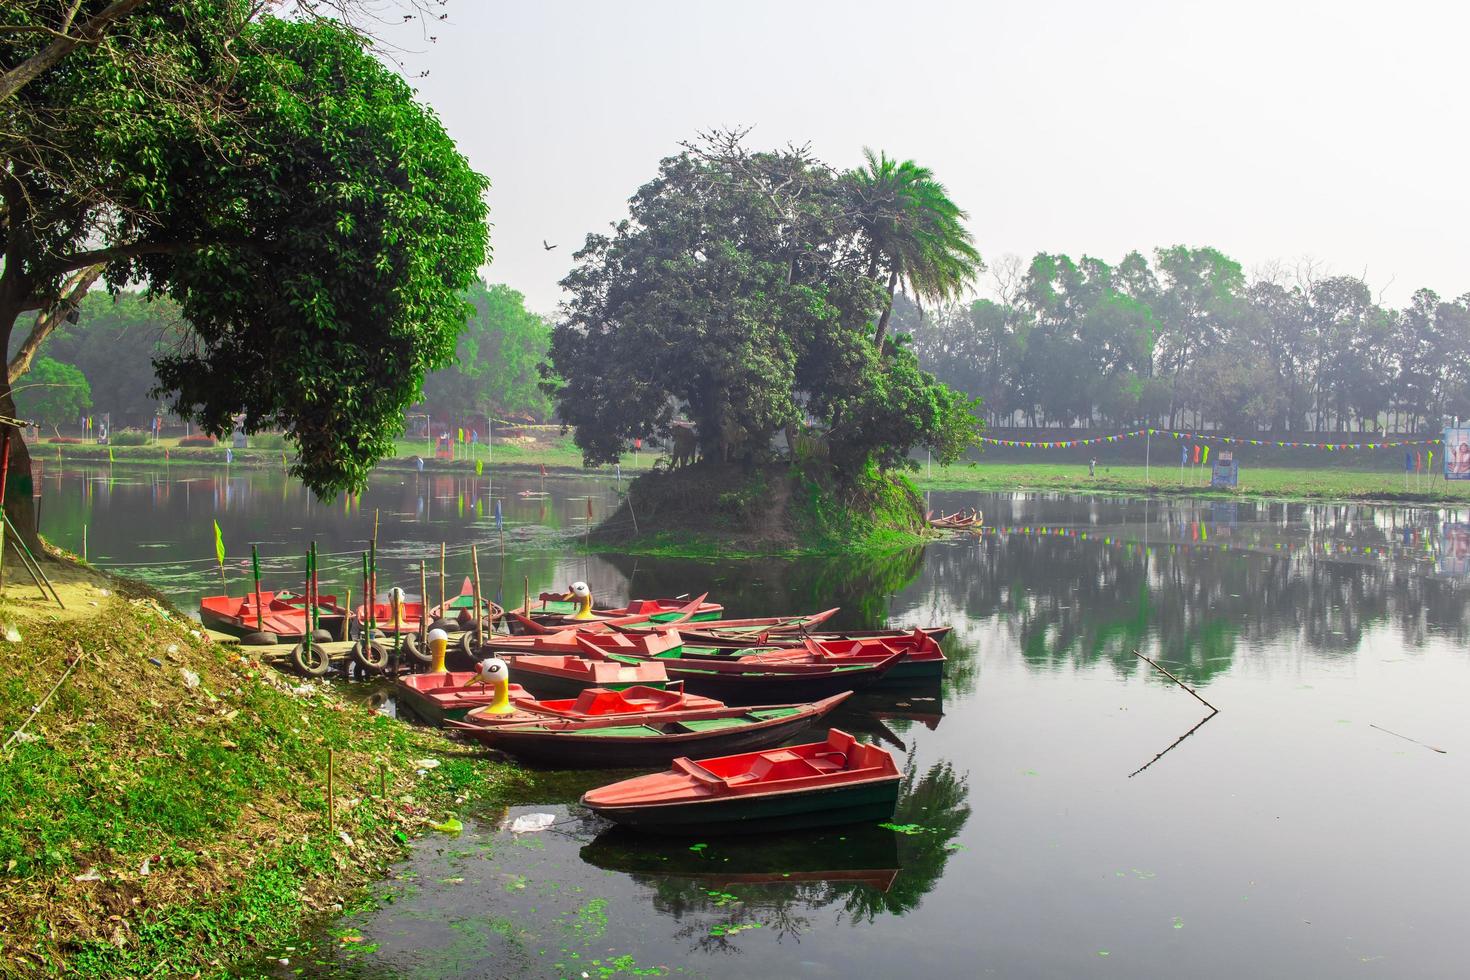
586,778,899,835
460,699,842,768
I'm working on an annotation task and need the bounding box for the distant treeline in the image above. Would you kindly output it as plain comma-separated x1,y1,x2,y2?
900,247,1470,434
9,281,552,431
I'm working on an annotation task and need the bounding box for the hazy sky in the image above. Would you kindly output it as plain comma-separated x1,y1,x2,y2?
383,0,1468,314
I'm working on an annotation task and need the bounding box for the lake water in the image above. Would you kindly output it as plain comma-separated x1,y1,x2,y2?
38,464,1470,979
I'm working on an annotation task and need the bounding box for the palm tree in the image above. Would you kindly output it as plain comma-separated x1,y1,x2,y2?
847,149,982,354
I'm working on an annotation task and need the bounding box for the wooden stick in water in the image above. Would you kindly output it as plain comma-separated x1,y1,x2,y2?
439,542,446,618
1132,649,1217,712
471,544,484,648
1369,723,1447,754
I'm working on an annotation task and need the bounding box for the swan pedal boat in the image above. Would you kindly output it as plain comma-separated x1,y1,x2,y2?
580,727,899,834
447,692,849,768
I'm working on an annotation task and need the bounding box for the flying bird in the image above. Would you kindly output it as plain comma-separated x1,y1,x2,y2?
542,240,558,251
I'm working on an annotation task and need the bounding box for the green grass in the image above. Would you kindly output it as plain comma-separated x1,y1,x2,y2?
913,461,1470,503
0,574,526,978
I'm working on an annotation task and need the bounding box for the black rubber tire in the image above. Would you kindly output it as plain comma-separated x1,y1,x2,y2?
403,632,431,664
459,632,479,660
240,631,278,646
312,629,334,643
350,638,391,674
291,642,331,677
428,618,455,633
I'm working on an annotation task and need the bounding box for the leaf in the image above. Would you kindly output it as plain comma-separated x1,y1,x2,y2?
428,817,463,834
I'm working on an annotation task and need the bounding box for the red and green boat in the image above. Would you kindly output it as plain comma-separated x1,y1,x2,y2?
470,628,683,659
671,622,951,650
199,590,347,641
525,594,724,625
604,649,903,704
448,692,848,768
501,653,671,700
580,728,900,834
428,577,504,628
728,630,946,682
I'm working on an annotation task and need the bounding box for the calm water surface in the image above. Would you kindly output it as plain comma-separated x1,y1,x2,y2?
37,464,1470,979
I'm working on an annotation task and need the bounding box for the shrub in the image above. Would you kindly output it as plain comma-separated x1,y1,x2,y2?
251,432,288,450
178,435,217,448
111,431,149,446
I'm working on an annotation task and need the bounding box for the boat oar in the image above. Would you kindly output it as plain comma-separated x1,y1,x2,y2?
1370,724,1446,754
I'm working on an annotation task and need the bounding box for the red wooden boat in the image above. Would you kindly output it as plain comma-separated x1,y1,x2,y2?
730,630,946,682
581,728,900,834
523,592,724,625
199,591,347,641
450,693,849,768
613,608,841,639
501,653,671,699
458,684,723,729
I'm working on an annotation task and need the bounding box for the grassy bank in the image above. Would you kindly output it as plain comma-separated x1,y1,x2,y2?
593,463,931,557
913,461,1470,504
0,560,527,978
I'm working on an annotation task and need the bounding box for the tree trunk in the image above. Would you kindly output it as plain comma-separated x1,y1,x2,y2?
872,270,899,355
0,294,44,556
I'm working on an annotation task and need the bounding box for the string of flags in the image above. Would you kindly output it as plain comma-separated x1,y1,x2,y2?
977,428,1445,451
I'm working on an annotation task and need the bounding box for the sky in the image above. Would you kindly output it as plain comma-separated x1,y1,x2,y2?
379,0,1469,315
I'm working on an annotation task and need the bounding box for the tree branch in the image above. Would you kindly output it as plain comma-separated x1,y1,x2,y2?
8,263,102,384
0,0,151,105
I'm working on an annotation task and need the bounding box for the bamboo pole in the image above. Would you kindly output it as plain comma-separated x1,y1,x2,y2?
302,545,313,664
523,575,529,619
251,545,264,632
0,428,9,588
439,542,446,619
420,561,429,649
1132,649,1218,712
471,544,484,649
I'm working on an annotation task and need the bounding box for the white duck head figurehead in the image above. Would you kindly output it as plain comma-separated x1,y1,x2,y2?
472,656,513,714
565,581,594,619
427,627,449,674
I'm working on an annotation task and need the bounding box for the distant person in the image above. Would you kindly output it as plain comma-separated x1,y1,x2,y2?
1088,457,1096,477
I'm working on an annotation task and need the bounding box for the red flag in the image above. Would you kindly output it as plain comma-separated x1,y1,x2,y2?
586,497,593,519
539,463,546,477
634,438,642,450
1192,445,1201,464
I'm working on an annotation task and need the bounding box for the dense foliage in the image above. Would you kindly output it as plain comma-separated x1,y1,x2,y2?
0,1,490,523
904,249,1470,433
14,357,90,432
419,281,553,421
545,132,983,476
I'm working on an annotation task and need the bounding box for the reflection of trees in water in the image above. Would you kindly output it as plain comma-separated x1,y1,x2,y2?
589,756,969,949
922,523,1470,687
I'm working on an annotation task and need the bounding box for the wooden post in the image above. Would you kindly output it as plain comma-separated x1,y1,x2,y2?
439,542,446,619
302,546,312,663
471,544,484,648
1,428,10,588
420,561,430,649
523,576,529,618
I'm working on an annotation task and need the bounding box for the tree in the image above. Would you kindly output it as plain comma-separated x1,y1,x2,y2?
14,357,89,435
420,282,553,422
0,2,489,544
545,133,980,477
847,149,982,354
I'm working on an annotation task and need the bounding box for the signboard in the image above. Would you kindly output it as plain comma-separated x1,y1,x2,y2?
1441,523,1470,576
1210,451,1239,488
1444,428,1470,480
